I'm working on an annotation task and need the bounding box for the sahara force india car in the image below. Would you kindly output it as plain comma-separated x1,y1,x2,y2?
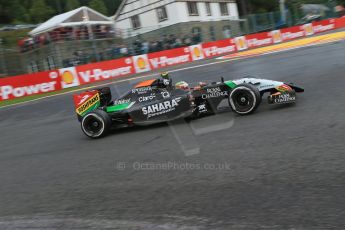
73,74,304,138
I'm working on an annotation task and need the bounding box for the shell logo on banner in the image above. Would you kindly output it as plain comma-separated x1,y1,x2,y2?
271,30,282,43
303,23,314,36
58,67,80,89
189,44,205,61
133,54,151,73
235,36,248,51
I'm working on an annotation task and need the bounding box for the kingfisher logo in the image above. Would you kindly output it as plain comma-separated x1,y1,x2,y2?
271,30,282,43
234,36,248,51
78,95,91,105
189,45,205,61
303,23,314,36
59,67,80,89
133,55,151,73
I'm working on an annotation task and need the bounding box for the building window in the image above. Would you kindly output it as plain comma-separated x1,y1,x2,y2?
219,3,229,16
187,2,199,16
223,25,232,38
209,26,216,41
29,60,39,73
191,27,202,43
156,6,168,22
46,56,55,70
131,15,141,29
205,2,212,16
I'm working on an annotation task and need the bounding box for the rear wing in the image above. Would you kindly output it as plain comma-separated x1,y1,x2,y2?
73,90,101,117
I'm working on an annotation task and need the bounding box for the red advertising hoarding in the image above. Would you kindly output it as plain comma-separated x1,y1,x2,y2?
312,19,336,34
336,16,345,28
0,71,61,101
1,18,345,102
73,57,135,85
280,25,306,42
245,32,273,49
202,39,237,58
147,47,192,70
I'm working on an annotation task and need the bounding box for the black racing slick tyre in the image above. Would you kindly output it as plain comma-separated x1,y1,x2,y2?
81,110,111,138
229,83,261,115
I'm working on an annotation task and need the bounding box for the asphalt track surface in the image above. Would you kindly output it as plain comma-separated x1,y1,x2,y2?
1,40,345,230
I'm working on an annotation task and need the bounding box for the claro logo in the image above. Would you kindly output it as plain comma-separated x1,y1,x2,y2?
0,82,57,100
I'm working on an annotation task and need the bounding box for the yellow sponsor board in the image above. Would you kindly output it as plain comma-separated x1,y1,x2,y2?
235,36,248,51
133,55,151,73
76,93,100,115
59,67,80,89
271,30,282,43
189,45,205,60
304,23,314,36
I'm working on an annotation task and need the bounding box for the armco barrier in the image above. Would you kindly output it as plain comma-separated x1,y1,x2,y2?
1,18,345,102
336,16,345,28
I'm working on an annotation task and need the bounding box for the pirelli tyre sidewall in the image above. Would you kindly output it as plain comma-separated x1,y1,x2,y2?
229,83,261,115
81,110,111,138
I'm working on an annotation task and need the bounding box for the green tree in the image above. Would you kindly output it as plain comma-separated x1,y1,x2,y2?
88,0,108,15
65,0,80,11
250,0,278,13
30,0,55,23
103,0,122,15
10,0,30,23
0,0,12,23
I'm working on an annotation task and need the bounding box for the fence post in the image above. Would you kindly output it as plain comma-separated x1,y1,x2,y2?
327,0,336,18
250,15,257,33
269,12,275,30
0,38,7,76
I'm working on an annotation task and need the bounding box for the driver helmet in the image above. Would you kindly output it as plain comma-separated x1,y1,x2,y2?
161,72,169,79
198,82,207,87
175,81,189,90
194,81,207,90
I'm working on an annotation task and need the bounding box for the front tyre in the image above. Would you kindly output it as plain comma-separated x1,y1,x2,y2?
229,83,261,115
81,110,111,138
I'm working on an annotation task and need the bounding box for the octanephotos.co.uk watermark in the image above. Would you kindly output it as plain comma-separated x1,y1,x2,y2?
115,161,232,171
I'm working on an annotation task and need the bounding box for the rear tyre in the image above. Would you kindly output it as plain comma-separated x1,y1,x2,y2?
81,110,111,138
229,83,261,115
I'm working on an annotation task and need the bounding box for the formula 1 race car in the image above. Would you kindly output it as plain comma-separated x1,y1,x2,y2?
73,73,304,138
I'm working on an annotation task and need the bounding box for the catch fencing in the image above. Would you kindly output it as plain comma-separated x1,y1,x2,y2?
0,17,345,102
0,8,338,77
